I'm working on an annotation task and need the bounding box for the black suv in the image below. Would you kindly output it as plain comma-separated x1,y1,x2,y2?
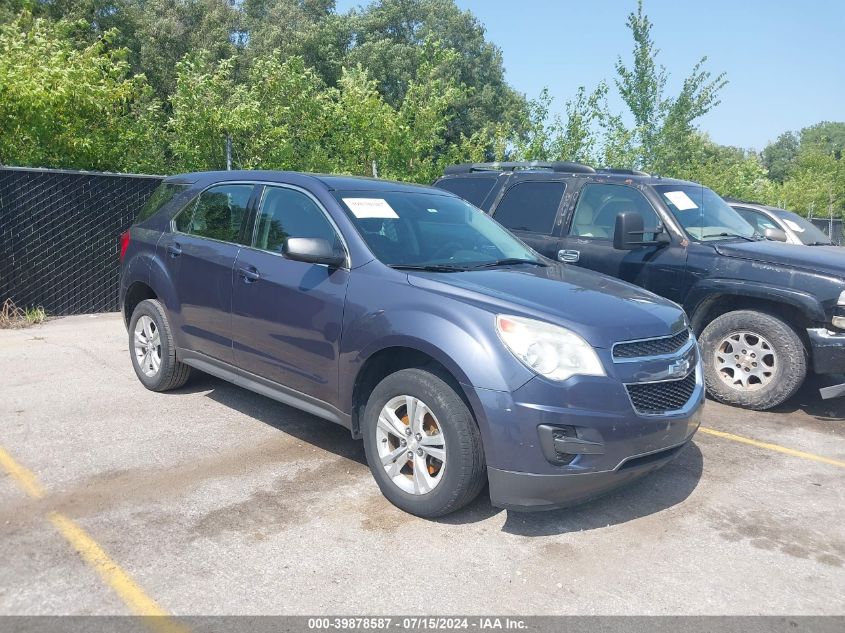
435,162,845,410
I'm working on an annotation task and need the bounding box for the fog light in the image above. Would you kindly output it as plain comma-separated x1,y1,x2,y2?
833,316,845,329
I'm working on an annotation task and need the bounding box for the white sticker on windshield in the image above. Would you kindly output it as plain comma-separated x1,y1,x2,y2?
663,191,699,211
783,219,805,233
343,198,399,219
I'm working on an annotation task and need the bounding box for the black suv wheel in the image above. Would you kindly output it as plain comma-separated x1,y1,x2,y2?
699,309,806,410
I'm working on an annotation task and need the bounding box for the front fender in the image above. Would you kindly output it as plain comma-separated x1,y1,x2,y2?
684,278,826,329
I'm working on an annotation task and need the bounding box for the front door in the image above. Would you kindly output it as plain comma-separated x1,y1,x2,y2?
231,185,350,406
163,183,254,363
557,182,690,303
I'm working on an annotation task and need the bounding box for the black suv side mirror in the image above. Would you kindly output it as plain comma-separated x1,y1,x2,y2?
764,227,788,243
613,212,668,250
283,237,345,267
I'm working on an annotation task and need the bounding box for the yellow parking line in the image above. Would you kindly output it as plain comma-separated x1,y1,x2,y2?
0,445,188,633
0,445,45,499
699,427,845,469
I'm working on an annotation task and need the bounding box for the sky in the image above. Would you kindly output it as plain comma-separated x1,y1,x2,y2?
335,0,845,150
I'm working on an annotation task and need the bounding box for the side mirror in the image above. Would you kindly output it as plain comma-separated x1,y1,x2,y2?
764,227,788,242
283,237,345,267
613,212,666,250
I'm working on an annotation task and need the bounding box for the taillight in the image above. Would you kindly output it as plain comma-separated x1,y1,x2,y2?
118,229,131,262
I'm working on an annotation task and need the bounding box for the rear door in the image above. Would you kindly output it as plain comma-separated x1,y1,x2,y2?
489,179,567,259
231,184,350,405
557,182,690,303
163,183,255,363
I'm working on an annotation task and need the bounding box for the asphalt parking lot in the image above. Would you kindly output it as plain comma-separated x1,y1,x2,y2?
1,313,843,616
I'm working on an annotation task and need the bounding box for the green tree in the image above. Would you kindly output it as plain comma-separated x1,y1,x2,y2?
0,14,164,172
761,131,799,183
345,0,526,144
605,0,727,172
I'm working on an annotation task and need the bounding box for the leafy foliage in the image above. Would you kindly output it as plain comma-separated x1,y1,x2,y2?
0,1,841,217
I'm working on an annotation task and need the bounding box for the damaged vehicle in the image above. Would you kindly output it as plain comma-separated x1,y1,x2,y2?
435,162,845,410
119,171,703,517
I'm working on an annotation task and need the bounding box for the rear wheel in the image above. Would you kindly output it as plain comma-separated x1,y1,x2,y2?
128,299,191,392
700,309,806,410
362,368,486,517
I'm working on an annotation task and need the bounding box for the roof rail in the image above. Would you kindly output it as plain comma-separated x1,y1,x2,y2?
595,168,650,176
443,161,596,175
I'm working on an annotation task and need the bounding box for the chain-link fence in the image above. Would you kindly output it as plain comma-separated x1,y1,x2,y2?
810,218,845,246
0,167,164,315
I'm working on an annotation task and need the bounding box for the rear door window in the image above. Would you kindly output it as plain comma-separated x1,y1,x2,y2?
174,184,254,244
492,181,566,234
435,177,498,208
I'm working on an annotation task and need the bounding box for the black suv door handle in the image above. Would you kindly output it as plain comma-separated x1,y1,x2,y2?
237,265,260,282
166,242,182,258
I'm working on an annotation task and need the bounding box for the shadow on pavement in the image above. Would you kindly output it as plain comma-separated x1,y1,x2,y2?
173,372,704,535
768,373,845,420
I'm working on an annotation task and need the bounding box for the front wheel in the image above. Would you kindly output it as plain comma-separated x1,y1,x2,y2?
699,309,806,410
362,368,486,518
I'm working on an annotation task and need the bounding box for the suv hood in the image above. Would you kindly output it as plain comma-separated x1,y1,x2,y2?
406,264,686,349
715,240,845,277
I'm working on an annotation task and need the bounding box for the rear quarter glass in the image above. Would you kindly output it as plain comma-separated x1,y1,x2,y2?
134,183,190,224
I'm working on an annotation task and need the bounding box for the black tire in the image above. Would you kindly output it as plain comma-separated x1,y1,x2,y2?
128,299,191,392
699,309,806,410
362,367,486,518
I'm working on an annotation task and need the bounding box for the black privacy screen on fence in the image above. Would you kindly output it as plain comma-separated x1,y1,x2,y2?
0,167,164,315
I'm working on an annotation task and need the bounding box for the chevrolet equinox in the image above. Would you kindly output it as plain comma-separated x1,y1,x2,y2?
119,171,704,517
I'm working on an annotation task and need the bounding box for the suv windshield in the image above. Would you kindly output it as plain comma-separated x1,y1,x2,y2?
771,208,832,245
334,190,541,269
655,184,757,241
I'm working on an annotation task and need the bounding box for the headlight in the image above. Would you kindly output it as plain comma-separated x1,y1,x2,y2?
496,315,605,381
838,290,845,306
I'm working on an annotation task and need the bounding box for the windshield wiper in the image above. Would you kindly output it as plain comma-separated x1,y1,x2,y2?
469,258,548,269
702,232,758,242
389,263,469,272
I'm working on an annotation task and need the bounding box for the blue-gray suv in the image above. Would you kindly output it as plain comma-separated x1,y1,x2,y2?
119,171,704,517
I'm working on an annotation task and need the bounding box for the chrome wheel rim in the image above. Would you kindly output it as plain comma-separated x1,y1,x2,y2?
714,330,776,391
133,316,161,378
376,395,446,495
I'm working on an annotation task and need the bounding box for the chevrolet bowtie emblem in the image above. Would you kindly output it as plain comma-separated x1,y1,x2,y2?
668,358,690,378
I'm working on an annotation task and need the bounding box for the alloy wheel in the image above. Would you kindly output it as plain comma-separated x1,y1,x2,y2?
134,315,161,378
376,395,446,495
714,330,776,391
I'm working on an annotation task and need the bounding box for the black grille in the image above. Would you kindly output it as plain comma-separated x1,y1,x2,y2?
0,167,163,315
626,371,697,414
613,329,691,359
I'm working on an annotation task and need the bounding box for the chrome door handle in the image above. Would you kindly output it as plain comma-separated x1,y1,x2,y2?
558,249,580,263
237,266,260,282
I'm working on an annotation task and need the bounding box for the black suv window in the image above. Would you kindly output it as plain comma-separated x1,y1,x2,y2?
569,183,659,240
254,186,341,254
493,181,565,234
135,183,188,223
175,184,253,244
436,177,497,208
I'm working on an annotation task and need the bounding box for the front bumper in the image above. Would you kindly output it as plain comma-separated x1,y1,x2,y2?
807,327,845,375
487,433,696,510
465,353,705,511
